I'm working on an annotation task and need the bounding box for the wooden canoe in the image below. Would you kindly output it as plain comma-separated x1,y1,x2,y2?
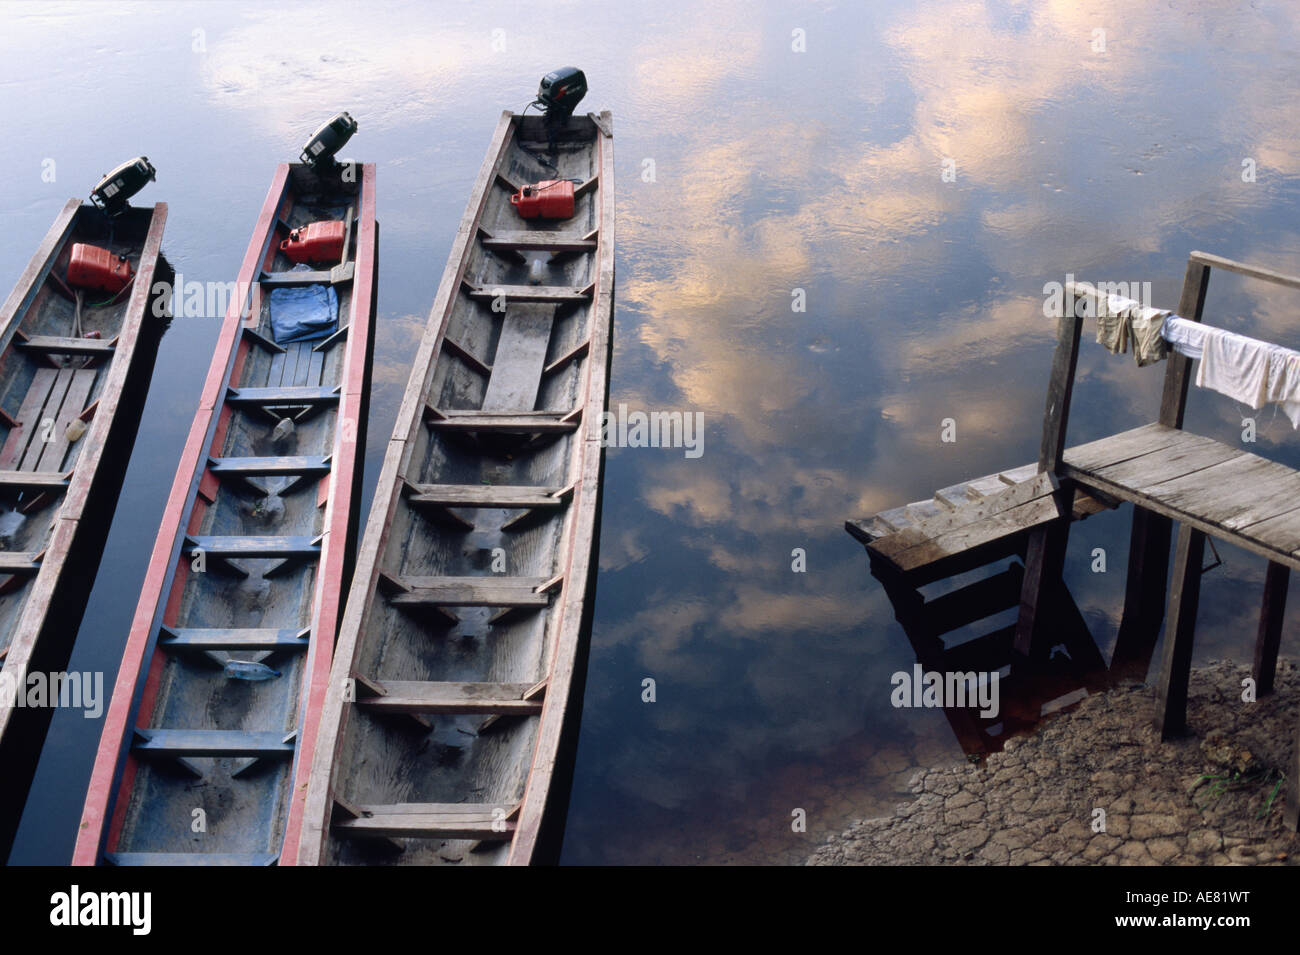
73,161,377,865
0,199,169,858
297,110,613,866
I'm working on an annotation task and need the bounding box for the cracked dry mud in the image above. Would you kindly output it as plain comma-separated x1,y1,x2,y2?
809,660,1300,866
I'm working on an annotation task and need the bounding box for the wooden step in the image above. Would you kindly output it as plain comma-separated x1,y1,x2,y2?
332,803,517,841
480,231,597,253
132,729,296,758
0,552,42,574
260,261,354,286
105,852,279,866
386,576,557,608
425,409,579,434
185,535,321,561
354,680,545,715
405,483,568,509
16,335,116,357
466,284,591,304
226,385,339,408
158,626,310,651
0,470,69,490
209,455,331,478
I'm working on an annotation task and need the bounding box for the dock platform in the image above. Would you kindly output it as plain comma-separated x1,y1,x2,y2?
847,252,1300,831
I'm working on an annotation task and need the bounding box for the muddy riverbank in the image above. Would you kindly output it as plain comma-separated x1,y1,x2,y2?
809,660,1300,866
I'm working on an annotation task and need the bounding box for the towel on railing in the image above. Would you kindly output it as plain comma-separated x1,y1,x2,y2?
1094,293,1171,366
1161,317,1300,427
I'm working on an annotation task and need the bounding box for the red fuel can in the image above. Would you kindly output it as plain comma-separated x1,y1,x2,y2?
67,243,134,294
511,180,575,220
280,220,346,264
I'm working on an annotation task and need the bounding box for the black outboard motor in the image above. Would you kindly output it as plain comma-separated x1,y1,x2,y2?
536,67,587,151
90,157,156,217
300,112,358,170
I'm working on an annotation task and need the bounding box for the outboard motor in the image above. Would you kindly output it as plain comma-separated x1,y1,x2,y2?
300,112,358,170
535,67,587,151
90,157,156,217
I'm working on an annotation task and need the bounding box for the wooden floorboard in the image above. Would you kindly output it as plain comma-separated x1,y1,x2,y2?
481,304,556,412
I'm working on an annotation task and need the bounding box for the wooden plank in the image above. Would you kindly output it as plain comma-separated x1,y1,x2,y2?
0,368,57,470
1089,435,1245,493
406,483,566,508
466,284,590,304
880,496,1062,574
185,535,321,560
481,231,597,253
869,472,1059,562
922,563,1024,637
16,335,116,358
133,730,296,758
1061,423,1189,474
481,304,556,412
291,341,312,388
1155,524,1205,738
1189,251,1300,292
425,411,578,434
279,337,300,388
0,470,68,490
0,553,41,574
388,576,553,608
35,368,96,472
355,681,544,715
1252,561,1288,696
227,385,338,408
333,803,517,841
159,626,309,651
441,336,491,376
106,852,279,866
17,368,73,471
209,455,330,477
1143,454,1300,526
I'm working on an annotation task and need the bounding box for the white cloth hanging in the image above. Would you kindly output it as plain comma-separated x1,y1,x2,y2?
1163,317,1300,428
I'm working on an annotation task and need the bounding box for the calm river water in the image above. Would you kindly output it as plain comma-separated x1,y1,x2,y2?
3,0,1299,864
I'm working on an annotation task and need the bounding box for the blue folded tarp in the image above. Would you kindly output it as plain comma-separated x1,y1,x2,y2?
268,272,338,344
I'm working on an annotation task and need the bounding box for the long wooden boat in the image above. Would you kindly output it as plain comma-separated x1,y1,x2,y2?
297,109,613,866
73,160,377,865
0,198,169,858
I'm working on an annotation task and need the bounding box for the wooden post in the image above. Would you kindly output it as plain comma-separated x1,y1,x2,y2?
1014,291,1083,658
1159,258,1211,429
1252,561,1288,696
1154,524,1205,739
1287,710,1300,831
1113,257,1213,679
1110,506,1172,676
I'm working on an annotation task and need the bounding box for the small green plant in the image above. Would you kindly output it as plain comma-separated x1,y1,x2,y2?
1193,767,1286,820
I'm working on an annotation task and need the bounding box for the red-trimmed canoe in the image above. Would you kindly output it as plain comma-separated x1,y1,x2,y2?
297,110,613,866
0,198,169,858
73,161,376,866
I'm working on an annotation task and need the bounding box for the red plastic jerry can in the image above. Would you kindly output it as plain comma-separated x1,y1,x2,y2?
67,243,134,294
511,180,575,220
280,220,346,264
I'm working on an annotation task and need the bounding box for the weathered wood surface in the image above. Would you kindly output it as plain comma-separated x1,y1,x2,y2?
1252,561,1288,696
333,803,517,840
1155,524,1205,738
355,681,545,715
406,483,566,508
1063,424,1300,570
481,304,557,411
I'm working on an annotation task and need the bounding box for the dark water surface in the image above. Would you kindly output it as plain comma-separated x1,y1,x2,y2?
3,0,1299,865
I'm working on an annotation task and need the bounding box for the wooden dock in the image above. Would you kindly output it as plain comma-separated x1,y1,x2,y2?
847,252,1300,829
